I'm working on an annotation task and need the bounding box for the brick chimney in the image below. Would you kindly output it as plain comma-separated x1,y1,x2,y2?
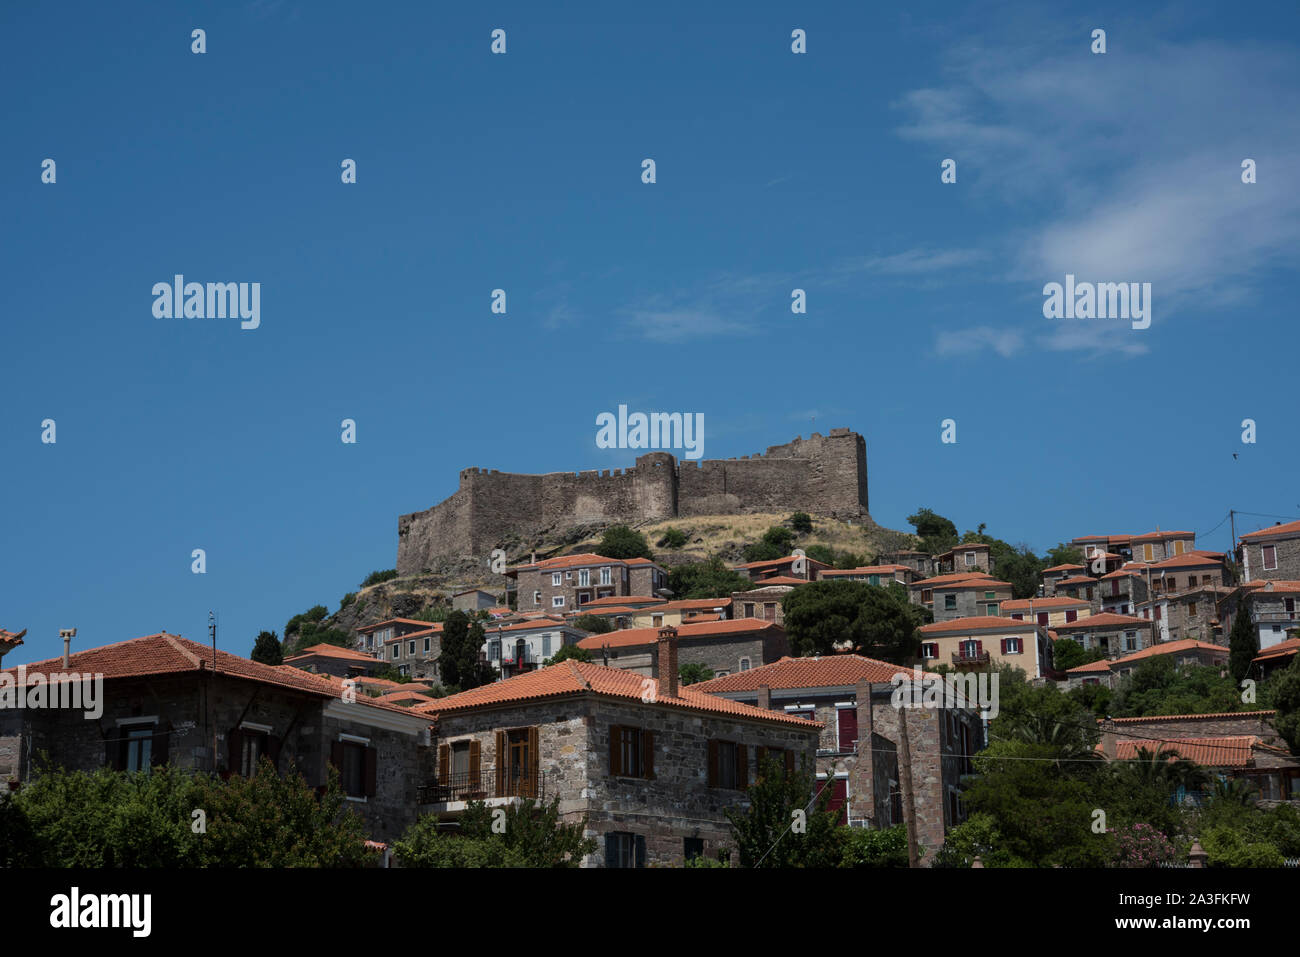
756,684,771,711
656,626,679,698
850,678,875,823
1100,717,1116,760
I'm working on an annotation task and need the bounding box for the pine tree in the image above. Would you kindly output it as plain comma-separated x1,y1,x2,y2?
1227,604,1258,683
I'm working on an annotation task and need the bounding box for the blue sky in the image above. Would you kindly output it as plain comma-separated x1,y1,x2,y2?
4,0,1299,664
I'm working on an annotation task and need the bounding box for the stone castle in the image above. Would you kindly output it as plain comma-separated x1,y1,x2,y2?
396,428,869,574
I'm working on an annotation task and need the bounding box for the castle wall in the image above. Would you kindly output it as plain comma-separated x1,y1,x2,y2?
396,430,869,574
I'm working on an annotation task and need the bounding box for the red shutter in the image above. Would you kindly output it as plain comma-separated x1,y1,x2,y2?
609,725,622,776
837,708,858,751
468,739,481,789
827,778,847,825
975,640,983,654
707,739,719,787
1000,638,1007,654
1037,613,1049,626
1066,610,1078,623
363,746,377,797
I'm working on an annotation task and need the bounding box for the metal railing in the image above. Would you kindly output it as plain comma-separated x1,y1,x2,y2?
951,650,991,666
416,768,545,805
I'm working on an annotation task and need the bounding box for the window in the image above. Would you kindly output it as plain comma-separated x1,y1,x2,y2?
1264,545,1278,571
744,602,755,618
984,591,996,600
1002,636,1021,654
334,739,373,799
408,640,416,656
921,642,938,659
552,596,565,608
488,639,501,661
542,634,552,657
1086,586,1094,599
1065,610,1078,623
533,590,541,606
423,637,431,653
577,592,590,606
683,838,704,863
986,602,1000,616
708,740,747,790
1124,631,1138,652
391,645,398,660
1037,612,1049,626
601,567,612,585
552,572,562,586
1188,601,1198,617
764,603,777,621
920,589,933,603
944,594,957,611
605,832,645,868
119,721,158,773
1167,577,1177,590
239,729,269,777
837,707,859,751
965,551,977,566
1154,606,1163,621
1174,540,1186,556
960,639,981,658
610,725,653,778
739,657,751,671
1143,543,1154,562
579,569,590,587
651,614,663,627
1187,575,1197,587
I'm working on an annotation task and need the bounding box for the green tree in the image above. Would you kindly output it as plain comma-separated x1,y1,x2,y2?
789,512,814,534
1045,544,1085,568
597,525,654,561
362,569,399,587
907,508,959,555
571,614,615,635
1111,657,1244,718
840,824,909,867
1271,656,1300,753
742,526,798,563
781,580,925,661
394,798,595,867
251,629,283,666
1050,637,1103,672
725,756,842,867
544,643,593,665
438,611,492,690
1228,604,1260,684
656,527,688,549
668,556,753,599
679,662,714,685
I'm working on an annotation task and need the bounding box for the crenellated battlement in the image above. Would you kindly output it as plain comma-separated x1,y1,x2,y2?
397,429,869,573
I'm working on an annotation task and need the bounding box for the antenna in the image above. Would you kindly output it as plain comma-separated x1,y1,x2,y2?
209,611,217,671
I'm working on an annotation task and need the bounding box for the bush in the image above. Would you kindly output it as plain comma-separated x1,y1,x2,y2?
340,592,357,609
596,526,654,561
1110,822,1178,868
1202,825,1285,867
841,824,909,868
571,615,614,635
362,569,399,588
394,798,595,867
657,527,688,549
790,512,813,534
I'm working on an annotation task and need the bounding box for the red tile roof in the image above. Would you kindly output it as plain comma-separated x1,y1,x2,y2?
691,655,912,692
0,628,26,653
910,571,995,588
1149,553,1224,570
1003,596,1090,611
2,633,425,717
1054,576,1098,586
1108,710,1276,724
1131,530,1194,542
579,595,664,608
1253,638,1300,663
919,616,1039,635
820,565,911,577
1067,639,1228,674
356,618,434,633
481,617,571,634
739,576,809,587
383,624,443,644
283,643,377,663
512,553,659,572
577,618,778,650
1052,613,1152,631
734,554,830,571
1240,519,1300,541
1109,736,1261,767
1042,564,1086,574
416,659,822,727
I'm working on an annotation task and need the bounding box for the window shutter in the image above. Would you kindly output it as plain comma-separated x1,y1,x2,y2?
438,744,450,785
1000,638,1007,654
528,726,540,794
838,708,858,751
151,722,170,768
362,746,377,797
756,746,767,776
469,739,482,791
604,834,618,868
784,750,795,775
495,731,506,797
974,640,983,654
265,734,282,770
635,834,646,868
230,728,246,775
707,739,719,787
643,729,654,780
329,739,343,771
737,744,749,789
609,725,622,776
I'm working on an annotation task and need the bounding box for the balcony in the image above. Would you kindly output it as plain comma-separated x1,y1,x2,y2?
416,768,546,808
951,650,991,667
1254,612,1299,623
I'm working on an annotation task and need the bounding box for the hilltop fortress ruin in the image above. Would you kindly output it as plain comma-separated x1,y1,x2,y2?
396,428,870,574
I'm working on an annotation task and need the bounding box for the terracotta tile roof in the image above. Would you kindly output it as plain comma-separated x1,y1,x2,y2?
417,659,822,727
1042,564,1086,574
654,598,733,612
1131,530,1194,542
1238,580,1300,594
820,565,911,576
577,618,777,650
682,612,725,622
910,571,994,588
734,554,830,571
283,643,377,663
0,628,26,653
356,676,428,692
1240,519,1300,541
1067,639,1228,674
1003,596,1090,611
1109,710,1276,724
356,618,434,633
1149,553,1224,569
383,624,442,644
1100,563,1153,580
1,633,425,717
919,616,1039,635
1109,736,1261,768
1054,576,1098,586
512,553,660,572
481,617,571,634
579,595,664,608
1253,638,1300,663
486,607,514,617
691,654,912,692
1052,613,1152,631
740,576,809,587
573,606,641,617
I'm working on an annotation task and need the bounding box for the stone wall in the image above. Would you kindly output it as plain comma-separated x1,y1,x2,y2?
397,429,870,573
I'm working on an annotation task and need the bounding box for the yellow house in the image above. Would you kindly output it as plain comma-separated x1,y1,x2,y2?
1002,596,1093,629
918,616,1053,678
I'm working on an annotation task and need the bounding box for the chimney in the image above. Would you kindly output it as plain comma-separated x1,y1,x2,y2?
656,626,679,698
850,678,876,824
756,684,771,711
1100,717,1116,760
59,628,76,668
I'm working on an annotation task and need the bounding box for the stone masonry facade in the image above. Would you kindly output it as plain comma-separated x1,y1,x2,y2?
397,429,870,573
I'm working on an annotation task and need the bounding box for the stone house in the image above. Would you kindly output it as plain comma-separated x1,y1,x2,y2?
1004,595,1093,628
355,617,436,656
283,642,386,679
1238,519,1300,582
0,632,433,843
1051,576,1102,610
413,631,821,867
692,655,985,862
1252,638,1300,681
1050,612,1152,657
383,624,443,681
1040,563,1086,595
912,574,1013,622
1216,580,1300,652
1129,530,1197,564
1098,711,1300,803
918,617,1052,678
818,564,918,587
577,597,735,631
479,617,586,677
933,543,994,576
452,589,499,612
509,553,669,615
576,621,789,679
1064,638,1228,690
1136,584,1232,644
1097,564,1152,616
879,550,935,577
731,583,798,627
734,553,831,583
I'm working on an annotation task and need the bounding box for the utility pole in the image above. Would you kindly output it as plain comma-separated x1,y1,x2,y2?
897,707,921,868
209,611,218,773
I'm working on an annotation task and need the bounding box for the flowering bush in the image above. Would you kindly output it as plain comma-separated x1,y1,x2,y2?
1110,822,1178,867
